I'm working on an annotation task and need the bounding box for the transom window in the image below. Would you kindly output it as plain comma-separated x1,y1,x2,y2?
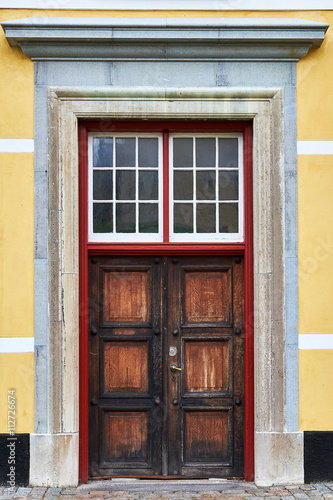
89,134,163,242
88,131,243,243
170,135,243,242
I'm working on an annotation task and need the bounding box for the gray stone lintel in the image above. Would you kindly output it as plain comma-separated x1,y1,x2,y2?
1,17,328,62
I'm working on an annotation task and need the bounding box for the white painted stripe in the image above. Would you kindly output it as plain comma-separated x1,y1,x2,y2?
0,337,34,353
299,334,333,350
297,141,333,155
0,139,34,153
2,0,333,9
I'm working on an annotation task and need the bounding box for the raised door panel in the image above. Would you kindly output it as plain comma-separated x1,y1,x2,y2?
101,410,150,467
102,269,150,325
183,268,232,326
102,341,149,394
183,409,233,465
184,339,232,396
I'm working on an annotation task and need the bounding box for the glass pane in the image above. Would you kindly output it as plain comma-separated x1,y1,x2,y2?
196,171,216,200
116,203,135,233
173,138,193,168
174,203,193,233
139,203,158,233
174,171,193,200
219,171,239,200
139,171,158,200
116,138,135,168
116,170,135,200
196,138,215,168
219,138,238,168
93,137,113,168
197,203,216,233
138,138,158,167
93,170,113,200
219,203,239,233
93,203,113,233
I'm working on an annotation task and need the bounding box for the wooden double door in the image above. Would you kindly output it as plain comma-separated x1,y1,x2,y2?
88,255,244,478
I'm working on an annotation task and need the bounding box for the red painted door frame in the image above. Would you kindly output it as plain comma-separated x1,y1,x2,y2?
78,120,254,482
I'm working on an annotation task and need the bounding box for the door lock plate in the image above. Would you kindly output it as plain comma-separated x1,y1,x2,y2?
169,347,177,356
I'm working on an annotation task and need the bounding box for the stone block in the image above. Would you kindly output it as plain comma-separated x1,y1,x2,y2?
35,62,112,86
218,62,295,87
30,434,79,487
113,62,218,87
255,432,304,486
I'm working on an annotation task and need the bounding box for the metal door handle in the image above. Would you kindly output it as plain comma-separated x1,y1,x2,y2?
170,364,182,372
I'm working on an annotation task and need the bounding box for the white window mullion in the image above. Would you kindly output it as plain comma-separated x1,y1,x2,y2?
193,137,197,234
113,136,116,234
215,136,219,235
238,135,244,240
135,136,139,234
169,133,244,243
159,135,164,238
169,137,173,240
88,136,94,239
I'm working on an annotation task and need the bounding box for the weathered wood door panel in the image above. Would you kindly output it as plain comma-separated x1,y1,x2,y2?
88,255,244,478
88,256,163,476
167,256,244,477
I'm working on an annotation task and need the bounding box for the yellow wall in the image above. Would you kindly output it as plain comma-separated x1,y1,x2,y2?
298,154,333,430
0,12,33,138
0,353,34,433
0,152,34,432
298,155,333,334
1,8,333,433
299,350,333,431
0,153,34,338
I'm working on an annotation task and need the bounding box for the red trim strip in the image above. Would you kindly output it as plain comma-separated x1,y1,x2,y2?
163,130,169,243
78,123,89,483
243,124,254,481
87,243,245,255
81,120,250,133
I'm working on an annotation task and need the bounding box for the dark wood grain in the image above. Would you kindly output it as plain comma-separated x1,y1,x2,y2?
169,256,244,478
184,409,231,464
103,341,148,393
103,270,149,323
184,340,231,394
103,411,148,462
89,256,162,477
184,270,232,324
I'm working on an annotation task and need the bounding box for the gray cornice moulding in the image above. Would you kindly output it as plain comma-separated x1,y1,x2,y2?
1,17,329,62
